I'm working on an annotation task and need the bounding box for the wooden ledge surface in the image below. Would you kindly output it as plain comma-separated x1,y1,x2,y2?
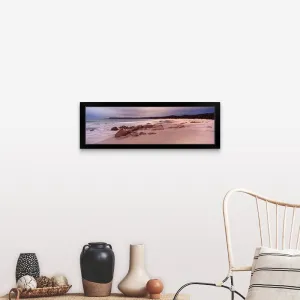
1,293,189,300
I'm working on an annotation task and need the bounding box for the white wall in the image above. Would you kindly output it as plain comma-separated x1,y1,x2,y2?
1,1,300,299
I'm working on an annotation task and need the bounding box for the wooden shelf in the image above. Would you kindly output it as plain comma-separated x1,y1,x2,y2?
1,293,189,300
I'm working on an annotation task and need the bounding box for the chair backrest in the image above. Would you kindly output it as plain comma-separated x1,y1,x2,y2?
223,188,300,273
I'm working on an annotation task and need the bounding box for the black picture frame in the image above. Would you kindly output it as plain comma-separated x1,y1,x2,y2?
80,102,220,149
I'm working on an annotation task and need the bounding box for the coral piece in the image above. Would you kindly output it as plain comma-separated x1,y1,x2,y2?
36,276,52,288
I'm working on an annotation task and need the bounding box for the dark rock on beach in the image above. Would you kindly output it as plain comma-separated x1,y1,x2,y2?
114,121,172,138
168,124,185,129
144,124,154,129
130,131,139,137
115,129,130,138
152,124,164,130
132,125,143,131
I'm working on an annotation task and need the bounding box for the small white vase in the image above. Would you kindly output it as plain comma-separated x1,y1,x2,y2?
118,244,150,297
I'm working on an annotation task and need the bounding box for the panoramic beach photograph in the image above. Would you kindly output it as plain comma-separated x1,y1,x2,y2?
81,104,219,148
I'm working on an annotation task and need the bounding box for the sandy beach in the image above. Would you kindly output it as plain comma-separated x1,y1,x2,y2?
97,119,214,144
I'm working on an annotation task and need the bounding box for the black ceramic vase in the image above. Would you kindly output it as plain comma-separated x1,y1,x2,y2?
16,253,40,282
80,242,115,297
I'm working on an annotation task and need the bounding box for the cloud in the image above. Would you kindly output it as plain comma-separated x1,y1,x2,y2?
86,106,214,120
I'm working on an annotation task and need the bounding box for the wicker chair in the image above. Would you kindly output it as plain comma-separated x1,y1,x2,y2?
173,188,300,300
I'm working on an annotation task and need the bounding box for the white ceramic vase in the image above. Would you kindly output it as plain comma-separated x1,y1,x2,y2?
118,244,150,297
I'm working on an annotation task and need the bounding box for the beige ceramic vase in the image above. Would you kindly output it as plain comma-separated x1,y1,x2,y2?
118,244,150,297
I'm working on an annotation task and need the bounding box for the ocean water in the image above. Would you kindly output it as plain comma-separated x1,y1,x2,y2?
86,119,160,143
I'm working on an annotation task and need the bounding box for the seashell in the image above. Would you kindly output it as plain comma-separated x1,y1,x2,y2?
17,275,37,290
51,275,68,287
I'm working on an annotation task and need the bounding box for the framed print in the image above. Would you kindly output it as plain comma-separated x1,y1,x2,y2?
80,102,220,149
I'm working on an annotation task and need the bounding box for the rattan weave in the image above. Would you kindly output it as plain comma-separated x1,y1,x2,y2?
8,286,71,299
